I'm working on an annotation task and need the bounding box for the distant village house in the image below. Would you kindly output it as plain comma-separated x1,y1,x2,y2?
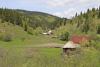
42,30,53,35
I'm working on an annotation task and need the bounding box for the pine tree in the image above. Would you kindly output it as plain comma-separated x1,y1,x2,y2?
97,24,100,34
98,6,100,18
75,12,78,17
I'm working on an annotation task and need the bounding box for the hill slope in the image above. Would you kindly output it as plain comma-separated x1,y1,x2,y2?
0,8,66,32
54,7,100,38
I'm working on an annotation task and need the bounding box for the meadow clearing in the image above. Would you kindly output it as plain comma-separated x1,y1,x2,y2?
0,7,100,67
0,35,100,67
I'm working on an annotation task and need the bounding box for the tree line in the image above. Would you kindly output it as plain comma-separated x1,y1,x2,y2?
0,8,67,33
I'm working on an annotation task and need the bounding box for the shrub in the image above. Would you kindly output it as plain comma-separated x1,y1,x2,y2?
81,40,90,47
59,32,69,41
27,27,34,35
33,27,43,35
3,33,12,42
0,33,12,42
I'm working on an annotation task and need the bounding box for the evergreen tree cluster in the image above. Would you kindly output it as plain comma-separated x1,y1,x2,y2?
0,7,100,37
67,7,100,34
54,7,100,41
0,8,67,33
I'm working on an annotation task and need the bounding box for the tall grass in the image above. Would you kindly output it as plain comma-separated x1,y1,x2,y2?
0,47,99,67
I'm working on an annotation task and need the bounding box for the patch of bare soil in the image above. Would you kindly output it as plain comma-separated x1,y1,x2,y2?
35,43,63,48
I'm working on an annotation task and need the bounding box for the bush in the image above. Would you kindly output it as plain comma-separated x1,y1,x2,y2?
3,34,12,42
33,27,43,35
0,33,12,42
81,40,90,47
59,32,69,41
27,27,34,35
90,40,100,50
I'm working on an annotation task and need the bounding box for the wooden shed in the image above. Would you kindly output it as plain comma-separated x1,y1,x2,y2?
62,41,80,53
62,35,90,54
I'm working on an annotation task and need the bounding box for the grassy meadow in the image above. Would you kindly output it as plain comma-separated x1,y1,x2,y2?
0,8,100,67
0,21,100,67
0,32,100,67
0,46,100,67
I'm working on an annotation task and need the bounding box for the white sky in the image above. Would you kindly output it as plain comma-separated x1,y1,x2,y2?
0,0,100,18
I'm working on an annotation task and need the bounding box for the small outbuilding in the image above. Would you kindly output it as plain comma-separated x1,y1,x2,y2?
42,30,53,35
62,41,80,53
62,35,90,54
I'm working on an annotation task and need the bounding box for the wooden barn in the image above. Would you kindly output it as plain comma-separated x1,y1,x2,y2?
62,35,90,54
62,41,80,54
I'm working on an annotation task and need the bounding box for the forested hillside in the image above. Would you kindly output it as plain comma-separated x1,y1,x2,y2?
0,8,67,32
0,7,100,42
0,8,68,43
72,8,100,34
54,7,100,41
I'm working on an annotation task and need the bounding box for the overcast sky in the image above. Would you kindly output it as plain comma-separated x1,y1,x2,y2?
0,0,100,18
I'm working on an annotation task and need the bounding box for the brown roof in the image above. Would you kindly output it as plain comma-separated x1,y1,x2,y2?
70,35,90,44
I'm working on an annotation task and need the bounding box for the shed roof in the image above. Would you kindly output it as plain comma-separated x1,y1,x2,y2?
63,41,80,48
70,35,90,44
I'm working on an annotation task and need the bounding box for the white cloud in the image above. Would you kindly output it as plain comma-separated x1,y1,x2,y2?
53,8,80,18
45,0,100,7
47,0,100,18
53,12,63,17
46,0,73,7
19,0,34,4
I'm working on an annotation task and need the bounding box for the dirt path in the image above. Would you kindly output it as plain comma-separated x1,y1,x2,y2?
34,43,64,48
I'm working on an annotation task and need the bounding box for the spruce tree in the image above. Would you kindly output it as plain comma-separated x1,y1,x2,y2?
98,6,100,18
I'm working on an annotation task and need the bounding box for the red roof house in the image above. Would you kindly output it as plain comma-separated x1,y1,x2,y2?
70,35,90,44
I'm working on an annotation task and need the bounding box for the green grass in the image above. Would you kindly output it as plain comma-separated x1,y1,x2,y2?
0,32,100,67
0,22,65,48
0,35,65,47
0,47,100,67
0,21,100,67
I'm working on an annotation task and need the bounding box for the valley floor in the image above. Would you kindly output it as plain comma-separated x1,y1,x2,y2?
0,35,100,67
